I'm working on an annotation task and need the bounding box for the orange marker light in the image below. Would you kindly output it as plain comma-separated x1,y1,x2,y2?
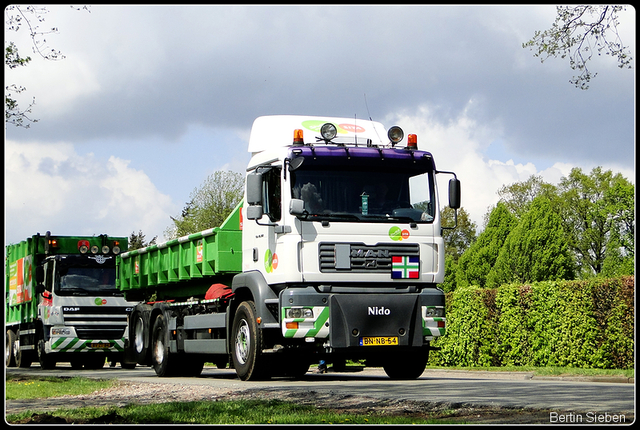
407,134,418,149
286,322,299,330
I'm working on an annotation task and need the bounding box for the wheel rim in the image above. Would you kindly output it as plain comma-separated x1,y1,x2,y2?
134,316,144,354
154,330,165,365
235,319,250,365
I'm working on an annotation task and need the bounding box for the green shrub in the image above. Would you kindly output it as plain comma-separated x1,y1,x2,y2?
430,276,634,369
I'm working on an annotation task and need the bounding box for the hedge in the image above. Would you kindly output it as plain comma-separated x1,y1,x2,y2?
429,276,634,369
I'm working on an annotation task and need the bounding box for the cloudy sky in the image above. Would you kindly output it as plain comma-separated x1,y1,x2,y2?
4,5,635,245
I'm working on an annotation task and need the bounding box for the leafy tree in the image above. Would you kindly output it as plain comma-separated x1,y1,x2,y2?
440,207,477,292
523,5,633,90
456,203,517,289
128,230,157,251
495,175,556,219
441,206,477,262
166,170,244,238
487,197,575,288
557,167,634,278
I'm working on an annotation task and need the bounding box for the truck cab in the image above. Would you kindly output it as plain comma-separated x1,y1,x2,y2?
234,115,460,379
6,233,139,369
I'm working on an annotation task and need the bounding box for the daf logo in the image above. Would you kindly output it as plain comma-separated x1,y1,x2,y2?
89,255,112,264
368,306,391,316
63,307,80,312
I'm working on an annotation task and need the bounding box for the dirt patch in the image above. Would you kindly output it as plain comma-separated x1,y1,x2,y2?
6,382,571,424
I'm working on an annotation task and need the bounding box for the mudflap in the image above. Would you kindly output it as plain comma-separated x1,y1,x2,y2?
329,294,423,348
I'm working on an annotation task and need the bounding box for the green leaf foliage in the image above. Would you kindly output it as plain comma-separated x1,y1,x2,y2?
430,276,634,370
487,197,575,288
456,202,516,289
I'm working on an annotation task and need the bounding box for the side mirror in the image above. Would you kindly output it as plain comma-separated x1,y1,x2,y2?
246,205,264,220
289,199,305,216
246,172,263,205
246,172,263,220
448,178,461,209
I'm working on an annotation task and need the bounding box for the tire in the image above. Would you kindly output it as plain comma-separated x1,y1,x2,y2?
179,356,205,377
382,351,428,380
6,329,17,367
84,355,106,369
281,359,310,379
231,301,268,381
37,337,56,370
130,308,150,365
151,312,179,377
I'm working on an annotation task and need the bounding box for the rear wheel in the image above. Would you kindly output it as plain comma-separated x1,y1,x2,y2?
231,301,268,381
151,313,180,377
130,308,150,365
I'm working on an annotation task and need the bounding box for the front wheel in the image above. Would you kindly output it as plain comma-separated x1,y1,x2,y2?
37,337,56,370
382,350,428,380
231,301,267,381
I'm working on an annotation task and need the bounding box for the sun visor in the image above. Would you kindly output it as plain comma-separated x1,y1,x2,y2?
247,115,388,154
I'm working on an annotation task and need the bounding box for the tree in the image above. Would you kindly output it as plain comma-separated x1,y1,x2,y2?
487,197,575,288
128,230,157,251
456,203,517,289
440,207,477,292
556,167,634,278
167,170,244,238
523,5,633,89
495,175,556,219
5,5,89,127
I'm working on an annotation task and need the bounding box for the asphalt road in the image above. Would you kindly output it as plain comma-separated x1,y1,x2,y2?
6,364,635,418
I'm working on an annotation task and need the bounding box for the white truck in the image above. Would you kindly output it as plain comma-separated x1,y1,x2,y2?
117,115,460,380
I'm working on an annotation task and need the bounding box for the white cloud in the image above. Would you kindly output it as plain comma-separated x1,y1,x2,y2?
4,140,178,244
386,104,590,230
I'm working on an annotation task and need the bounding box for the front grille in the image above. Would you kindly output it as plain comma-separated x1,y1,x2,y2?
319,242,420,273
62,306,129,339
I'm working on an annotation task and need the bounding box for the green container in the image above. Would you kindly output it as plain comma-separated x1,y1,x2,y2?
117,203,243,300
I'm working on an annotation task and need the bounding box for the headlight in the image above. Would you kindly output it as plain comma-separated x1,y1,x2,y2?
387,126,404,145
425,307,444,317
320,123,337,141
51,327,72,336
286,308,314,319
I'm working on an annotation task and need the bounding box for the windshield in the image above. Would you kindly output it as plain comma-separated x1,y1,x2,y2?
55,265,119,296
291,167,435,223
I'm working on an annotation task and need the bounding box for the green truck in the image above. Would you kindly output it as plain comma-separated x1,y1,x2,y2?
118,115,460,381
5,232,139,369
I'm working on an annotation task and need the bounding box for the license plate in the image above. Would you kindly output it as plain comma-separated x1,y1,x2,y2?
90,343,111,349
359,336,398,346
